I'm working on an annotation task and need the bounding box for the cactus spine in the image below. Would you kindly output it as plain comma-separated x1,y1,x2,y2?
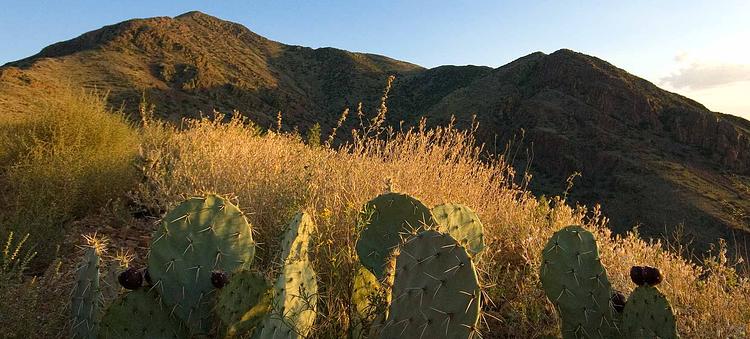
99,289,188,338
280,211,316,263
380,230,481,339
254,211,318,338
350,266,385,339
540,225,683,338
71,244,103,339
254,259,319,338
70,196,327,338
622,285,678,338
432,203,485,259
147,194,256,333
540,225,617,338
215,270,272,337
100,250,132,304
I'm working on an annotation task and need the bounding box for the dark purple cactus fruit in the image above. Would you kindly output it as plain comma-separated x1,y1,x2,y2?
118,267,143,290
211,270,229,288
642,266,663,285
611,290,626,313
142,268,152,286
630,266,645,286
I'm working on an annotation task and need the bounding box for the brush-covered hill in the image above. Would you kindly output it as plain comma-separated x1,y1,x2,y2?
1,11,748,253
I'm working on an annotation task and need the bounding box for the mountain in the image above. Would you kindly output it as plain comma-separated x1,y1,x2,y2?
399,50,750,249
1,11,748,253
0,11,422,126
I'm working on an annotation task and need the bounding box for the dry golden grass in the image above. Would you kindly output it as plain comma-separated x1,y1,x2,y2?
132,113,750,338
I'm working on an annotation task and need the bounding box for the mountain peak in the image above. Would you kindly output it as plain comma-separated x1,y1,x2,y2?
4,11,257,68
175,10,212,19
550,48,581,56
172,10,248,32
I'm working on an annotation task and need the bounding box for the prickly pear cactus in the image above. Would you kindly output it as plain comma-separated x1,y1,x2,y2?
622,286,678,339
254,259,318,338
366,256,397,338
148,194,255,333
101,252,131,304
99,289,188,338
356,192,436,280
71,246,102,339
350,266,384,339
540,225,617,338
432,203,485,259
216,270,272,338
380,230,481,339
280,211,315,263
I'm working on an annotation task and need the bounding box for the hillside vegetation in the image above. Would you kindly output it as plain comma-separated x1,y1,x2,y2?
0,89,748,338
2,11,749,257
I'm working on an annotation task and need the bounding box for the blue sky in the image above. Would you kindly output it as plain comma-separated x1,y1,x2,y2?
1,1,748,118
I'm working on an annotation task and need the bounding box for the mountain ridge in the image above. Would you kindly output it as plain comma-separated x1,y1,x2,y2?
1,11,748,253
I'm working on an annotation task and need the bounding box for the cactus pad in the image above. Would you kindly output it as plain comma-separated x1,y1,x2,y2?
432,203,485,259
99,289,188,338
356,192,436,279
622,286,678,339
254,259,318,338
540,225,617,338
381,230,481,339
101,258,129,304
71,247,102,339
350,266,384,338
148,194,255,333
280,212,315,263
215,270,272,337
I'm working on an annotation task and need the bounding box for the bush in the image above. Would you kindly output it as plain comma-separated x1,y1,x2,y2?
0,88,139,264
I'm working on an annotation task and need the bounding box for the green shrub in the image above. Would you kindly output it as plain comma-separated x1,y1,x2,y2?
307,122,322,147
0,88,139,264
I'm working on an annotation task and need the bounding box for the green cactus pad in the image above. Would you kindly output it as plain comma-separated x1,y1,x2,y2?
380,230,481,339
216,270,272,338
148,194,255,333
280,212,315,264
356,192,436,280
432,203,485,259
99,289,188,339
71,247,101,339
622,285,678,339
350,266,383,338
540,225,617,338
254,259,318,338
101,258,128,305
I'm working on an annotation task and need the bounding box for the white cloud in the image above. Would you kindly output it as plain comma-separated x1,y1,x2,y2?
673,51,689,63
656,53,750,119
671,81,750,119
660,58,750,90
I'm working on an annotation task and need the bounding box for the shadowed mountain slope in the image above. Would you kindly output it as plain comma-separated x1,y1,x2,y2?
1,11,748,253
